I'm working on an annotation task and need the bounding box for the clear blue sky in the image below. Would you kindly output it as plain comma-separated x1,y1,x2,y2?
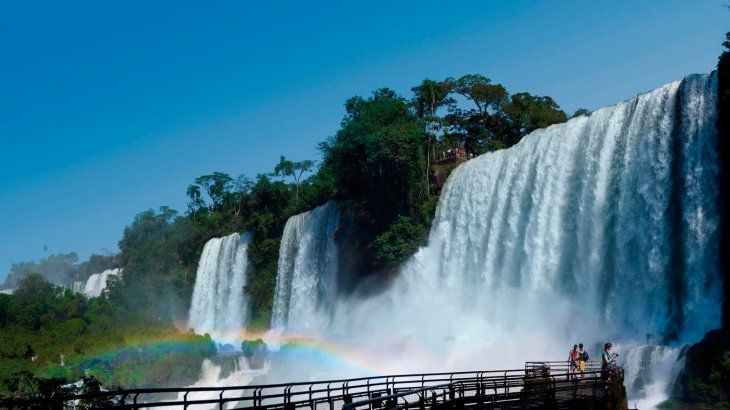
0,0,727,281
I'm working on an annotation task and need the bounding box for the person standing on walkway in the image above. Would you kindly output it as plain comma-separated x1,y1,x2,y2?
601,342,618,387
602,343,617,369
577,343,588,378
569,344,579,378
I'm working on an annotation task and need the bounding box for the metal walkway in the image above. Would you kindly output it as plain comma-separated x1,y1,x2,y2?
0,361,623,409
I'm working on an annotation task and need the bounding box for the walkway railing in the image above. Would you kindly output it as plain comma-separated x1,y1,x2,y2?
0,362,621,409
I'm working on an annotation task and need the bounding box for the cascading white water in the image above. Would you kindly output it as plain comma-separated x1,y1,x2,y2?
188,232,253,342
621,345,684,409
174,355,268,410
83,268,122,298
383,72,720,343
272,201,339,333
259,74,720,408
72,281,84,294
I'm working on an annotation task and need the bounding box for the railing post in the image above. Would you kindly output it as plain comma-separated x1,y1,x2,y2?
255,387,263,409
503,371,508,395
366,380,372,410
592,370,597,398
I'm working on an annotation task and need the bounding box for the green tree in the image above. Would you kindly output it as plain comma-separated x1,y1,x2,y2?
11,274,61,330
233,174,254,217
370,216,427,268
322,88,428,218
571,108,591,118
185,184,204,217
191,172,234,212
273,156,315,203
412,79,455,194
438,74,510,154
321,88,430,269
412,79,454,119
501,92,568,145
451,74,508,130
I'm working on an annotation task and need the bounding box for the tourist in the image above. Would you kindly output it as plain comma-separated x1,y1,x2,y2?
577,343,587,377
602,343,617,369
569,344,579,377
602,342,618,387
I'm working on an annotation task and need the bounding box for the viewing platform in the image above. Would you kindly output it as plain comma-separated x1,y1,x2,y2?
0,361,629,409
434,148,473,166
433,147,475,188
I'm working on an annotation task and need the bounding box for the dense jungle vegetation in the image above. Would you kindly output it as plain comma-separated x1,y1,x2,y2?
0,74,578,398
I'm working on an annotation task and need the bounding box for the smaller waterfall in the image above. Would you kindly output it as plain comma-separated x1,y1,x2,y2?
83,268,121,298
175,355,264,410
272,201,339,333
622,345,684,409
188,232,252,341
197,356,251,384
72,281,84,293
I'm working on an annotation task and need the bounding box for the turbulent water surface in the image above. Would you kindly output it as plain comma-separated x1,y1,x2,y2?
188,232,253,341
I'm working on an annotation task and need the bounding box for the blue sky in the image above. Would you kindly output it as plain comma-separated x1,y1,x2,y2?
0,1,727,281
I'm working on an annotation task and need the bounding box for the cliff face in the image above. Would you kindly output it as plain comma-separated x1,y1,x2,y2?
607,370,630,410
676,329,730,404
334,201,399,296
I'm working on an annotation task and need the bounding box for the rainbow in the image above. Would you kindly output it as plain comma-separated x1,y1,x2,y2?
236,330,387,376
52,328,390,382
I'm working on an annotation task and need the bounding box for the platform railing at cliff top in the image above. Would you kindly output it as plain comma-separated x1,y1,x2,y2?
0,365,619,409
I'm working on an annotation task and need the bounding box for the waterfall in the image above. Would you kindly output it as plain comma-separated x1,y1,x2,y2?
72,281,84,294
83,268,121,298
257,74,720,409
174,355,267,410
622,345,684,409
272,201,339,333
188,232,252,341
377,72,721,344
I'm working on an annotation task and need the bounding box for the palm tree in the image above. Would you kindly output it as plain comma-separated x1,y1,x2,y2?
412,79,454,195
